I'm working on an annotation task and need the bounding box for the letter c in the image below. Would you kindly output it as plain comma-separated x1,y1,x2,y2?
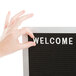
50,37,55,44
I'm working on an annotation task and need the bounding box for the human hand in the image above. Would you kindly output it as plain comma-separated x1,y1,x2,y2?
0,10,36,57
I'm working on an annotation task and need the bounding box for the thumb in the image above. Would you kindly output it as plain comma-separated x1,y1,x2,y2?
20,41,36,49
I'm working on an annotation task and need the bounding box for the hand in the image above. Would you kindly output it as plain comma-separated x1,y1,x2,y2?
0,10,36,57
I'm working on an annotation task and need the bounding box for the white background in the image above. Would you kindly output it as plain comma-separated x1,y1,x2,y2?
0,0,76,76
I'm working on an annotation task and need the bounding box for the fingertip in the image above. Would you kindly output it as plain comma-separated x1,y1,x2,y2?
26,28,35,39
8,11,11,14
21,41,36,49
33,42,36,46
28,41,36,46
30,34,35,40
32,34,35,39
28,13,34,17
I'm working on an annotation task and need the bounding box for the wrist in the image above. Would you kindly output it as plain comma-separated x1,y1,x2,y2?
0,41,5,57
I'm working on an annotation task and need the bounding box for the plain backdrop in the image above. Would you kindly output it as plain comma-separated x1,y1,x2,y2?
0,0,76,76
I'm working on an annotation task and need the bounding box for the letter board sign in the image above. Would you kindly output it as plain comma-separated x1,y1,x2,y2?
23,27,76,76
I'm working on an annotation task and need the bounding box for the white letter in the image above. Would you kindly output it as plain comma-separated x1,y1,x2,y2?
33,37,39,44
40,37,44,44
62,38,67,44
69,37,73,45
50,37,55,44
45,37,49,44
56,37,61,44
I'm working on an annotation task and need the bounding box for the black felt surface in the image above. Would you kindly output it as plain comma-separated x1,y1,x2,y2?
28,33,76,76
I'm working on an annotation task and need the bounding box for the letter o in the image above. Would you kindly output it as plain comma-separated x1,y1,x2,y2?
56,37,61,44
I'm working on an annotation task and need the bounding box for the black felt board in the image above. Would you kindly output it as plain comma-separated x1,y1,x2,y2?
28,33,76,76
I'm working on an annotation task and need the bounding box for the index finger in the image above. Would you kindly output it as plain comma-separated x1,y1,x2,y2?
17,27,35,39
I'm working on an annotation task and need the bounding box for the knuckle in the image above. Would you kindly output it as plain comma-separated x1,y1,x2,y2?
22,27,26,30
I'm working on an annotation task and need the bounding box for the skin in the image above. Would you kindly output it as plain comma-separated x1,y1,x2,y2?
0,10,36,57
